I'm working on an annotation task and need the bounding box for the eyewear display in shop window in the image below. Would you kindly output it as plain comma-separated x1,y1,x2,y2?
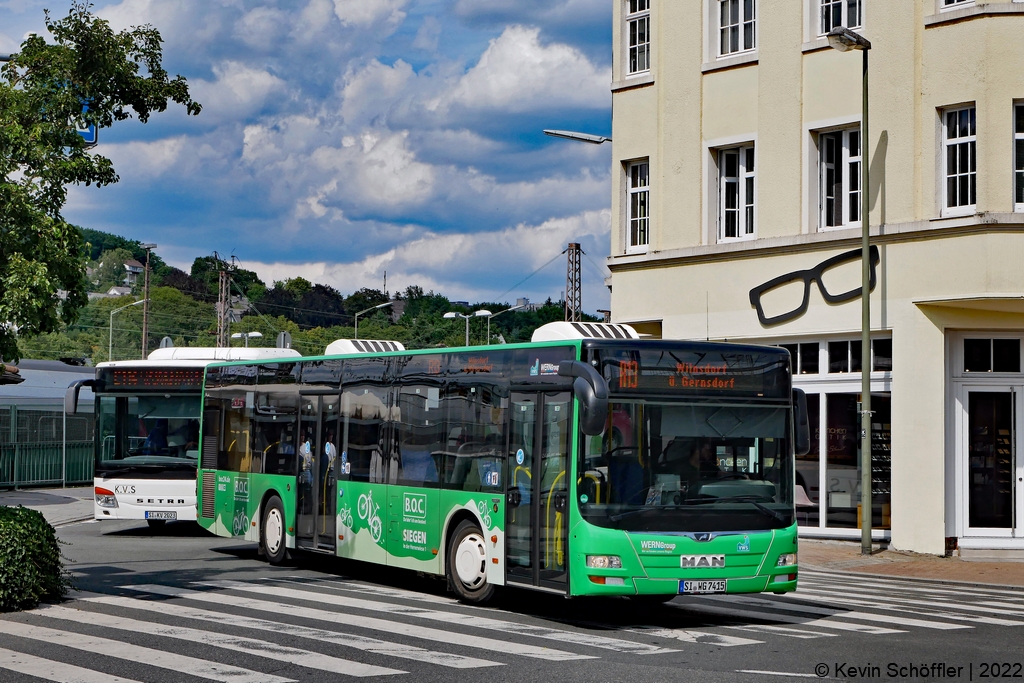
749,245,880,326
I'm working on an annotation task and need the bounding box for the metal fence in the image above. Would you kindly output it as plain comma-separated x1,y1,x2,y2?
0,405,95,489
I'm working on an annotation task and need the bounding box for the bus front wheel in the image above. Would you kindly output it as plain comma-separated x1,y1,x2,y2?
446,520,495,604
261,495,287,565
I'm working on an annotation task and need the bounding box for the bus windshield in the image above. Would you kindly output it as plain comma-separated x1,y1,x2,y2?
96,394,201,471
578,400,794,532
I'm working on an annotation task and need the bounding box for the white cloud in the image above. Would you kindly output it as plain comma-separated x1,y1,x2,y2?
332,0,407,28
190,61,286,122
439,25,608,112
245,209,611,306
412,16,441,51
340,59,415,128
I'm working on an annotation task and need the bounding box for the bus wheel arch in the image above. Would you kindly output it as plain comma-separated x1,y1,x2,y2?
260,492,288,565
443,511,494,604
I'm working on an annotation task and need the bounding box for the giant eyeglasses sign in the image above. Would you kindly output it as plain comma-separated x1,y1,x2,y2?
748,245,880,326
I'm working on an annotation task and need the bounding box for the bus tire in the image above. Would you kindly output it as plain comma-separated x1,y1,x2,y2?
446,519,494,604
261,495,287,565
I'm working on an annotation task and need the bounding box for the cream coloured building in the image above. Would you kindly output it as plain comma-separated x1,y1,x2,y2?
607,0,1024,555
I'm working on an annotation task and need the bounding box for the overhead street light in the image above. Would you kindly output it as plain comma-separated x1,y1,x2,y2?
543,129,611,144
354,301,393,340
443,310,490,346
231,331,263,348
827,25,873,556
479,304,527,345
109,299,146,362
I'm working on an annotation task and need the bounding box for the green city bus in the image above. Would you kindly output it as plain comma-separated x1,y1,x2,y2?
196,323,809,603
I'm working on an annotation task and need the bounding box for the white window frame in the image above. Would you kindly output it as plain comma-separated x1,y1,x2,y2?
626,0,651,76
940,0,974,11
717,145,756,242
818,127,862,230
818,0,862,35
626,160,650,253
1015,103,1024,212
718,0,756,58
942,105,977,217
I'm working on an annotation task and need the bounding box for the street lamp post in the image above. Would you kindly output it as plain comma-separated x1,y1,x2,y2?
140,243,157,358
479,304,527,344
827,26,873,556
354,301,394,340
231,331,263,348
109,299,146,362
443,312,472,347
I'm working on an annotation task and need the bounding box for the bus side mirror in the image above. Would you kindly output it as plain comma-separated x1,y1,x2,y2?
793,388,810,456
65,379,95,415
558,361,609,436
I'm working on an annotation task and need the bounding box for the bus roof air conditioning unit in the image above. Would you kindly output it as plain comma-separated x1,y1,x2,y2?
324,339,407,356
531,322,640,342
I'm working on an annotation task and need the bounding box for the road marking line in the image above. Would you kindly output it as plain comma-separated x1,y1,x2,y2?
787,589,1024,626
700,595,969,630
736,669,824,678
33,604,403,678
797,583,1024,617
125,584,591,662
0,647,145,683
83,593,497,669
801,570,1024,599
206,579,677,655
0,620,293,683
668,602,904,634
725,625,837,639
626,627,763,647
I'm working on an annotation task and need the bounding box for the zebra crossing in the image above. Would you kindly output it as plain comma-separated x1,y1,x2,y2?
0,569,1022,682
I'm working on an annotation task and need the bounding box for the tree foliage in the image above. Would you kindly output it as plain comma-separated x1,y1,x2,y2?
0,2,199,362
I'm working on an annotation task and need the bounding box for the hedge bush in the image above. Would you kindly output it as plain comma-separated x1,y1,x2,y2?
0,505,71,611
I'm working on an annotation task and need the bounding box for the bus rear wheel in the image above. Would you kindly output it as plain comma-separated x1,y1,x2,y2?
261,495,287,565
447,519,495,604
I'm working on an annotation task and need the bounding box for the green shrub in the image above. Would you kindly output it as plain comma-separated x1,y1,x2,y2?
0,505,71,611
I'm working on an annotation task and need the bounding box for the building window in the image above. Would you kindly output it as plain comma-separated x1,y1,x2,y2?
942,0,973,7
943,106,976,213
820,0,861,35
627,161,650,251
627,0,650,75
828,338,893,374
1015,105,1024,211
964,338,1021,373
719,0,756,57
819,128,861,229
780,343,820,374
718,145,755,241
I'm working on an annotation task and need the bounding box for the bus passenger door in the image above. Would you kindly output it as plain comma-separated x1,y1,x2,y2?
296,397,320,548
506,391,571,591
317,396,340,550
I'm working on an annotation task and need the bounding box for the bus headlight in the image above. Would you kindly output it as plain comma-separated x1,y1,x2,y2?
95,487,118,508
586,555,622,569
776,553,797,567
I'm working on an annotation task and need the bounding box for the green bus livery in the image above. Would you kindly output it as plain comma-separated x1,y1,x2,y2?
197,324,809,603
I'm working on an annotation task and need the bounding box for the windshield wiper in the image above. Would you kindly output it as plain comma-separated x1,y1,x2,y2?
682,495,789,523
609,505,688,522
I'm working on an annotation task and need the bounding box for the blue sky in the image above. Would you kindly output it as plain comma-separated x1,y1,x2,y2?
2,0,614,312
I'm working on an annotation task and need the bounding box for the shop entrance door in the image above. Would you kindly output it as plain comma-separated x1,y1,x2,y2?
505,391,571,592
961,387,1024,538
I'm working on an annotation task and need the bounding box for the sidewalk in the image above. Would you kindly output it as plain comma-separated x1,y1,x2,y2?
801,538,1024,588
0,486,94,527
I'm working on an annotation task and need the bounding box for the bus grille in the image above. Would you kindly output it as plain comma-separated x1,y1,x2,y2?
201,471,215,519
201,437,217,470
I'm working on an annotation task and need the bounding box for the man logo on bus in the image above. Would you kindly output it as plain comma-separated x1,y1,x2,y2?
404,493,427,520
680,555,726,568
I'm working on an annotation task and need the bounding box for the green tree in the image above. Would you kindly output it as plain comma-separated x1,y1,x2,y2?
91,247,135,291
0,2,199,362
283,277,312,298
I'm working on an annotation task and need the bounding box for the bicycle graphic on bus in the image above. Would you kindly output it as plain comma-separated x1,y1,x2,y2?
357,490,383,544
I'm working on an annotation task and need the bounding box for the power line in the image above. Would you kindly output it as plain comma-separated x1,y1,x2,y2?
492,251,565,303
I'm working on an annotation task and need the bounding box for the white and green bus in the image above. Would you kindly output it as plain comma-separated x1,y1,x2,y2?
197,323,809,602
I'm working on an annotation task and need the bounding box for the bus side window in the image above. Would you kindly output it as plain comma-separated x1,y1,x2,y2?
444,382,507,492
